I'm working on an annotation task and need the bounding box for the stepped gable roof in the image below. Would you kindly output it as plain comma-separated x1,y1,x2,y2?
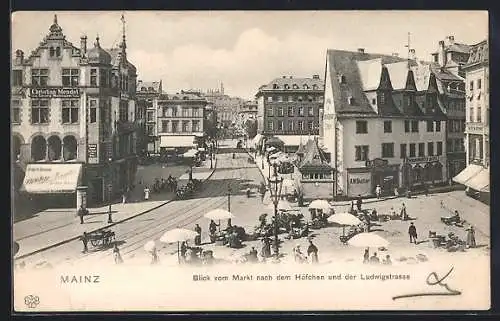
466,40,488,66
87,36,111,65
326,49,411,115
259,76,324,91
299,138,332,171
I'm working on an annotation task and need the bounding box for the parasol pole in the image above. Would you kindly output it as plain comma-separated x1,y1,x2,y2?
342,225,345,237
218,219,221,233
177,241,180,264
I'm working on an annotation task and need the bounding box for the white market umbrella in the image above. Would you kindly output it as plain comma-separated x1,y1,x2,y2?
183,149,198,158
309,199,331,210
348,232,389,248
204,209,235,233
328,213,362,236
144,240,156,253
266,146,276,152
160,228,198,264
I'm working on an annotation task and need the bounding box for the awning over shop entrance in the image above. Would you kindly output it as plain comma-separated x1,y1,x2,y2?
464,167,489,192
452,164,483,185
20,163,83,193
159,135,196,148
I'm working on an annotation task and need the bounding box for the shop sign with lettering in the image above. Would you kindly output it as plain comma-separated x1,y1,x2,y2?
347,171,372,197
29,87,82,98
87,144,98,164
406,156,439,164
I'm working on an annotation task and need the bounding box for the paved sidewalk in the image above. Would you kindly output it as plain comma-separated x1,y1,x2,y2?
13,158,218,259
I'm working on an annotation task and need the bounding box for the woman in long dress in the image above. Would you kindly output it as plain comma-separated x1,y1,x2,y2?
466,226,476,248
113,244,123,264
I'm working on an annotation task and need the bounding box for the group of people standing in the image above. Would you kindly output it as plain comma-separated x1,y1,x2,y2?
293,239,319,264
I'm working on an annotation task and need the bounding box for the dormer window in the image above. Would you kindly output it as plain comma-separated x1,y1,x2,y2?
348,96,355,105
312,84,318,90
338,74,346,84
141,87,146,91
50,47,55,57
293,84,299,89
303,84,309,90
273,84,279,89
148,87,154,91
284,84,289,90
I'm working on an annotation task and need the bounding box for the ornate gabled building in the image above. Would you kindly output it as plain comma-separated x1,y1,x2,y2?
11,14,141,207
322,49,448,199
431,35,471,78
136,80,163,154
297,138,334,200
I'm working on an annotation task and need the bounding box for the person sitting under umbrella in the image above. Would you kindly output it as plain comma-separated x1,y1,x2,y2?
209,220,218,243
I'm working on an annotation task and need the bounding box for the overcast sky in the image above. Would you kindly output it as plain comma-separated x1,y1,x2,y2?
12,11,488,100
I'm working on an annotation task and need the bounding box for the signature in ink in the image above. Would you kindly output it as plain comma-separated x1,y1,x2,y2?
392,267,462,301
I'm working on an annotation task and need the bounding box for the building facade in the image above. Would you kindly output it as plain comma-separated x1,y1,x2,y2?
136,80,163,154
431,35,471,78
156,92,207,154
256,75,324,151
11,15,141,206
322,49,448,199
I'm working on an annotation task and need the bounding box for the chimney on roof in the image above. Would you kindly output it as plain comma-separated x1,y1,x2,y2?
15,49,24,65
392,53,399,57
312,74,320,79
80,35,87,55
357,48,365,54
447,35,455,45
438,40,446,67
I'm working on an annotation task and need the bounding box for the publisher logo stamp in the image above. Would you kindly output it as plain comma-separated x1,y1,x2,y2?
24,295,40,308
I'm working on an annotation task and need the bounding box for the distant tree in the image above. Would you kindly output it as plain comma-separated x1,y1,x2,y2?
245,119,258,139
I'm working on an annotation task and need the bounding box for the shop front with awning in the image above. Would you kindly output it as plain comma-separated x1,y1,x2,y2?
453,164,484,185
159,135,196,153
463,167,489,192
20,163,83,194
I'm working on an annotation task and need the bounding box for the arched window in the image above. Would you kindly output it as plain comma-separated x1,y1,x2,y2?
47,135,62,161
31,135,46,161
49,47,55,57
56,47,61,57
12,136,22,162
63,135,77,161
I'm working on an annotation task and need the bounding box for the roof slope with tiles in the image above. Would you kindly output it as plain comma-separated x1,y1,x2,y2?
299,138,332,171
465,40,488,66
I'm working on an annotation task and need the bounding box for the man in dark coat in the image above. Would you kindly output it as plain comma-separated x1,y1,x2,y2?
77,205,88,224
80,232,89,253
307,240,319,264
194,224,202,245
409,222,418,244
356,195,362,211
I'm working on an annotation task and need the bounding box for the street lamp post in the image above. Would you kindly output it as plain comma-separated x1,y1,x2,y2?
227,186,231,212
107,157,113,223
268,161,283,259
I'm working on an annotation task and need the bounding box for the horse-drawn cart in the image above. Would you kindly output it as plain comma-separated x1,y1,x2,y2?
87,229,116,248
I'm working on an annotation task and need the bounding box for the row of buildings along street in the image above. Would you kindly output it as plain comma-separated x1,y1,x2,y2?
11,12,489,280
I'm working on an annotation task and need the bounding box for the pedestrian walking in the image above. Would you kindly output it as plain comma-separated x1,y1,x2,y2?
151,247,159,265
383,255,392,265
394,187,399,197
369,252,380,264
400,203,407,221
408,222,418,244
77,204,88,224
180,241,188,263
261,238,272,259
144,186,150,201
356,195,362,211
375,185,382,199
113,244,123,264
122,192,127,204
80,232,89,253
466,226,476,248
259,182,266,203
307,240,319,264
194,224,202,245
363,248,370,264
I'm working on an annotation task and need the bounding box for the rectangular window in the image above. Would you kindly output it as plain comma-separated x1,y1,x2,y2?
411,120,419,132
277,120,284,131
447,139,453,153
298,120,304,131
409,143,416,157
162,120,169,133
267,120,274,131
171,120,178,133
31,68,49,87
192,108,200,117
288,120,294,131
172,106,178,117
99,69,108,87
477,106,482,122
437,142,443,156
277,96,283,102
119,101,128,122
192,120,200,132
147,124,155,135
62,100,79,124
62,68,79,87
308,107,314,116
356,120,368,134
426,120,434,132
182,121,189,132
277,106,284,117
435,121,441,132
428,142,434,156
267,96,273,102
418,143,425,157
381,143,394,158
400,144,407,159
298,107,304,116
89,99,97,123
147,111,154,122
469,107,474,122
379,93,385,105
288,106,294,116
12,99,21,124
307,121,314,131
477,79,482,90
90,68,97,87
383,120,392,133
267,107,274,116
355,145,369,161
288,96,293,102
469,81,474,91
12,70,23,86
182,108,189,117
404,120,410,133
